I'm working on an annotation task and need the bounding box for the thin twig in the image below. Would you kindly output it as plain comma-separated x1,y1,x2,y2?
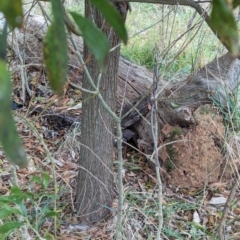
150,59,163,239
218,180,239,240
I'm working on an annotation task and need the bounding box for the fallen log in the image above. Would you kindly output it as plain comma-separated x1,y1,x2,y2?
123,52,240,149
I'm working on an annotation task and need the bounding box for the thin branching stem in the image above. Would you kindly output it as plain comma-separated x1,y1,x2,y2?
115,119,123,239
150,62,163,239
218,179,239,240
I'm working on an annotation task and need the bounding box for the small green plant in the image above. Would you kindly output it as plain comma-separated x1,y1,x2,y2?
0,172,58,239
121,3,221,80
210,87,240,131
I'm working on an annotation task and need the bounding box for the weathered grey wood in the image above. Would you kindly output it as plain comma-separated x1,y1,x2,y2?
130,52,240,153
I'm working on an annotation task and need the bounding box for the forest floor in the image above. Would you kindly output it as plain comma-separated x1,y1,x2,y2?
0,72,239,240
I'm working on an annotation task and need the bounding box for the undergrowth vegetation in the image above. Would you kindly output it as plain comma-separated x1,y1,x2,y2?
121,3,224,80
1,1,240,239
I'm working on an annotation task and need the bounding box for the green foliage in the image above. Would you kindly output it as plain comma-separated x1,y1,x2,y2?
210,0,239,56
122,42,155,69
0,172,58,238
0,0,23,29
43,0,67,94
211,88,240,130
31,171,50,190
0,61,28,168
71,12,110,69
90,0,128,44
0,222,25,237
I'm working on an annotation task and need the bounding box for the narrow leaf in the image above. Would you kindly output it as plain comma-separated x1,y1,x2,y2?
0,222,24,234
90,0,128,44
210,0,239,56
16,201,28,217
44,211,59,218
10,186,33,199
0,61,28,168
43,22,67,94
0,0,23,29
71,12,110,68
43,0,67,94
0,204,22,218
31,175,43,185
43,172,50,190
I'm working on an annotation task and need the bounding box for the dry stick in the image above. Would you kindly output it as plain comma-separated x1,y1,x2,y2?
150,63,163,239
14,1,38,102
157,17,205,90
13,33,31,103
218,179,239,240
154,18,205,99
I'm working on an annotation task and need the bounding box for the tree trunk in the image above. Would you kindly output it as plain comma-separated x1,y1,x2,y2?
75,2,128,223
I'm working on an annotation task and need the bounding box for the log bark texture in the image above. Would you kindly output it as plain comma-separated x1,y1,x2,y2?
123,52,240,154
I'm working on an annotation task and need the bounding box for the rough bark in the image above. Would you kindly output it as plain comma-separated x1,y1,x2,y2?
74,2,129,223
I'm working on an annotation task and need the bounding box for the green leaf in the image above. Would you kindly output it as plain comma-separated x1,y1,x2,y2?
31,175,43,185
10,186,33,199
71,12,110,69
0,204,22,218
0,0,23,29
170,102,181,109
90,0,128,44
43,172,50,190
43,22,68,94
31,172,50,189
43,0,67,94
210,0,239,56
16,201,27,217
44,211,59,218
0,221,24,234
0,61,28,168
